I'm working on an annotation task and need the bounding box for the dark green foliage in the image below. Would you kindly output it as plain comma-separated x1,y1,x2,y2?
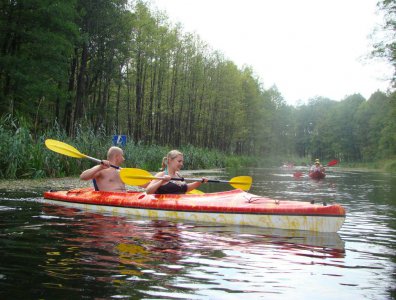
0,0,78,130
1,0,277,157
373,0,396,84
293,92,395,163
0,0,395,179
0,114,258,179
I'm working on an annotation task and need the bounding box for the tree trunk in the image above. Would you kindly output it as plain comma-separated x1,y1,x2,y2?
73,42,88,133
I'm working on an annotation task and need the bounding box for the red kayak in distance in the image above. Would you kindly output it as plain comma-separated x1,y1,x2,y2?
309,170,326,179
293,159,338,179
293,170,326,179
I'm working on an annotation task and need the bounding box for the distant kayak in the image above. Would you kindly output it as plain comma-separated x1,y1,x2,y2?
309,170,326,179
43,188,345,232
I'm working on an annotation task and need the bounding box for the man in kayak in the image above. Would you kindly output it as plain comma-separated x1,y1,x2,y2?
310,159,325,173
146,150,207,194
80,146,126,192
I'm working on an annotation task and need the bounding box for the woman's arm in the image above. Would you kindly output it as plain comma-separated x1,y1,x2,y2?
186,177,208,192
145,172,169,194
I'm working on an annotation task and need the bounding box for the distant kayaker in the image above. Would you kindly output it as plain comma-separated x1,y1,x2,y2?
80,146,126,192
146,150,208,194
310,159,325,173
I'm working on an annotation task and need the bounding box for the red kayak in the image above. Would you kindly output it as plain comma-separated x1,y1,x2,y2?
309,170,326,179
43,188,345,232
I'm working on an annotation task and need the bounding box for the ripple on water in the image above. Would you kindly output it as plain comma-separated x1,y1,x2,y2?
0,170,395,300
0,205,17,212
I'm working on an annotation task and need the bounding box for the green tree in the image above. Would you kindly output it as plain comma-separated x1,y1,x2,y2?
373,0,396,84
65,0,132,135
320,94,365,161
355,91,395,160
0,0,78,133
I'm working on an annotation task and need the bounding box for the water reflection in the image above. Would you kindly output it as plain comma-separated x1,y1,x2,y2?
36,204,346,298
1,168,395,299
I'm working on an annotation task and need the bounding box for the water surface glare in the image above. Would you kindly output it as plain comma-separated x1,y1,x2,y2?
0,168,395,299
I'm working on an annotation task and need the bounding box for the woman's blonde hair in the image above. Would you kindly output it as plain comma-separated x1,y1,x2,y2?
161,150,183,171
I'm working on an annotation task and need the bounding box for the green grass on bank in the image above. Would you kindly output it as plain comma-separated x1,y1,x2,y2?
0,116,262,179
340,158,396,172
1,115,395,179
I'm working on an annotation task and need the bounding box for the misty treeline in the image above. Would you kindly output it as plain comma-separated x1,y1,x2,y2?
1,0,395,164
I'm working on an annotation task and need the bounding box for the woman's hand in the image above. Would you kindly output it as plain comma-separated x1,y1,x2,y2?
161,174,171,182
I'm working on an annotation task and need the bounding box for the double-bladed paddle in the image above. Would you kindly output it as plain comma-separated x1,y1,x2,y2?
45,139,252,191
120,168,252,191
293,159,339,178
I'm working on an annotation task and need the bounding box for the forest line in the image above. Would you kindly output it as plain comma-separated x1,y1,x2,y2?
1,0,395,179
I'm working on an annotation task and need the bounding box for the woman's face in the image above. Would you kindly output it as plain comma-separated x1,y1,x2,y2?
168,154,184,171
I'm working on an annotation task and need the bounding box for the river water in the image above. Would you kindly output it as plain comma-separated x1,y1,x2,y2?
0,167,395,299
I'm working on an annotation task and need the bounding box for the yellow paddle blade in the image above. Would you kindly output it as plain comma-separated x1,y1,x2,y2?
229,176,252,191
187,189,204,195
45,139,87,159
119,168,156,186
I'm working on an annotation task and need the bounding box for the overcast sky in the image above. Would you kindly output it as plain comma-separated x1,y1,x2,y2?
148,0,393,106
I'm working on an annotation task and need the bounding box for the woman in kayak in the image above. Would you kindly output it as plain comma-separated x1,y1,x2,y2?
146,150,208,194
80,146,126,192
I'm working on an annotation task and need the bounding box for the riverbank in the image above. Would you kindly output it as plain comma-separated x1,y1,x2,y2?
1,116,394,180
0,131,259,180
340,158,396,172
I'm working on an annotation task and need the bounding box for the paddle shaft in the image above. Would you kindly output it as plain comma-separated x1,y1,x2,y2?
85,155,119,170
119,168,252,190
124,175,243,184
155,177,241,184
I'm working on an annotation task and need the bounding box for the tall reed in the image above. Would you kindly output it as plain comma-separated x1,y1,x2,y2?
0,114,259,179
